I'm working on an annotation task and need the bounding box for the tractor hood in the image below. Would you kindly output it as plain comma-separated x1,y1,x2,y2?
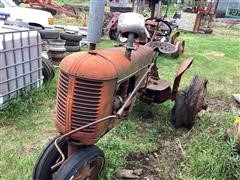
60,45,154,81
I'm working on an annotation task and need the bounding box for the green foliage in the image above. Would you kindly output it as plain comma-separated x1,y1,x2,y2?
179,112,240,179
0,74,57,127
99,119,158,179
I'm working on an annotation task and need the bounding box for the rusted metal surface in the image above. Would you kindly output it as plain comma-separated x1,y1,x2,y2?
171,76,208,128
55,45,153,144
103,12,121,37
35,7,208,179
55,46,193,147
146,41,177,54
170,31,180,44
64,4,89,12
140,78,171,104
24,0,79,18
63,4,89,26
171,40,185,58
73,156,104,179
59,46,153,81
116,63,155,117
53,115,116,170
145,18,172,40
172,58,193,100
169,31,185,58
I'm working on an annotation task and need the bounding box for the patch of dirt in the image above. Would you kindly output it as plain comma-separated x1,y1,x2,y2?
203,51,225,58
120,132,185,180
22,128,57,155
207,97,239,113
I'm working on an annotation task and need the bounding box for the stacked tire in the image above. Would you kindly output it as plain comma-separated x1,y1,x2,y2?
38,30,59,82
60,32,82,52
38,29,60,41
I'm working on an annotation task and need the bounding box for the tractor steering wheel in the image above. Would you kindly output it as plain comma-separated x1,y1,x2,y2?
145,18,172,37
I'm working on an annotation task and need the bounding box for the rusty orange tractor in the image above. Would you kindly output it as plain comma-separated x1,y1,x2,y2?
33,12,207,180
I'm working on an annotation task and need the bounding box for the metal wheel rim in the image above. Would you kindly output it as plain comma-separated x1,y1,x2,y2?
158,42,177,54
71,156,104,180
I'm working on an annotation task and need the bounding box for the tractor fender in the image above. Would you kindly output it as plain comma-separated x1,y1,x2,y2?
172,58,193,100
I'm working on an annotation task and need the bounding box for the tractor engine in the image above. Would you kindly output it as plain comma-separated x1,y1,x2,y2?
55,12,153,145
56,47,153,145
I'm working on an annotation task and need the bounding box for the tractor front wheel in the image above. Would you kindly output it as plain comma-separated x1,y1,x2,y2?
54,145,105,180
171,76,208,128
33,136,68,180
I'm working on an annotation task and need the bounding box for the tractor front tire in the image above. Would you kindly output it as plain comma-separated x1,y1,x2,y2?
33,136,68,180
38,30,60,39
54,145,105,180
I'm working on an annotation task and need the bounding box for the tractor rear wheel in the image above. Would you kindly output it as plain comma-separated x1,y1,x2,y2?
171,76,208,128
33,136,68,180
54,145,105,180
109,29,118,40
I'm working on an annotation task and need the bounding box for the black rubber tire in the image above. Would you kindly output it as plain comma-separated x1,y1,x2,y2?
65,40,80,46
109,29,118,40
60,32,82,42
33,136,68,180
51,57,64,62
14,0,21,5
54,145,105,180
42,57,55,82
65,45,80,52
171,76,208,128
38,30,60,39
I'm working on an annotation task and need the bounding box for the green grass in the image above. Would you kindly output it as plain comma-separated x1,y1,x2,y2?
179,112,240,179
0,25,240,180
158,31,240,101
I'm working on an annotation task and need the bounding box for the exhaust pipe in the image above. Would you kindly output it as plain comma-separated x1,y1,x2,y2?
87,0,105,50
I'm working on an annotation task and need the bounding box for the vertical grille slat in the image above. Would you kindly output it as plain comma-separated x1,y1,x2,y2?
71,78,102,133
56,71,69,127
56,71,103,134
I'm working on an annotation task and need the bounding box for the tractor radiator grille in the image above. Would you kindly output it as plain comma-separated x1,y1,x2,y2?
56,71,69,127
71,78,102,133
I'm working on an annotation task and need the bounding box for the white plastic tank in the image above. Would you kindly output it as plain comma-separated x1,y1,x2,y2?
0,25,43,108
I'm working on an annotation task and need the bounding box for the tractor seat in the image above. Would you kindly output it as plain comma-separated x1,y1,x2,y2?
146,78,170,91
